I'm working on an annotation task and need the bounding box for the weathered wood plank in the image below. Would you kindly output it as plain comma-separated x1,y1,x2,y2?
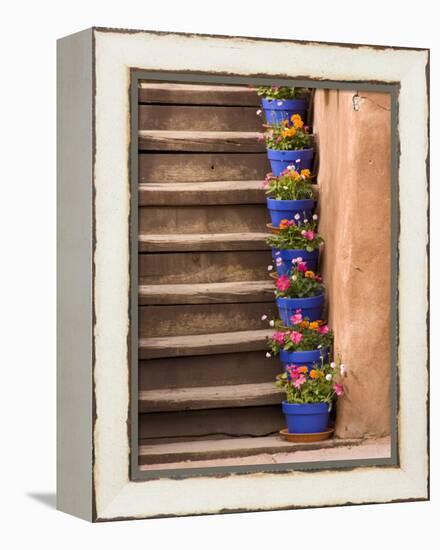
138,232,270,252
139,435,363,465
139,204,269,234
139,250,272,284
139,301,276,338
139,280,274,305
140,350,279,391
139,130,264,152
139,405,283,440
139,105,261,131
139,328,273,359
139,180,266,206
139,152,270,182
138,82,260,106
139,382,284,412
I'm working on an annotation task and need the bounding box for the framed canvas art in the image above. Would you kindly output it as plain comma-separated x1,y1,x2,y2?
57,27,429,521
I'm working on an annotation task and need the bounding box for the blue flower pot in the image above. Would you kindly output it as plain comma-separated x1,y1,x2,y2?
282,401,330,434
262,98,308,125
280,347,329,371
276,294,325,325
267,148,314,176
272,248,319,276
267,198,315,227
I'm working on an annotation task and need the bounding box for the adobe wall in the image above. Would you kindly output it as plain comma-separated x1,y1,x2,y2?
313,89,392,438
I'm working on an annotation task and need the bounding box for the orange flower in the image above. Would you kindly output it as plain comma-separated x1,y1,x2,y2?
300,169,311,178
298,366,308,373
281,127,297,138
300,320,310,329
310,369,323,379
279,219,290,229
309,321,319,330
290,114,304,129
305,270,315,279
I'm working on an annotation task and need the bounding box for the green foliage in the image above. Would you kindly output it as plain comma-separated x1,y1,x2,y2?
263,119,313,151
274,260,324,299
264,168,314,201
267,318,333,356
266,221,323,252
275,361,344,405
276,274,323,299
256,86,308,100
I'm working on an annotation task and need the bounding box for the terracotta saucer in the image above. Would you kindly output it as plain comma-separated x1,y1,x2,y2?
266,223,281,234
279,428,334,443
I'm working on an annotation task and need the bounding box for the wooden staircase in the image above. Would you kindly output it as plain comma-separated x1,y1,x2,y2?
138,82,285,467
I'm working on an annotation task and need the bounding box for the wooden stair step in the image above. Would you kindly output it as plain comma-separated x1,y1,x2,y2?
139,204,269,235
139,302,276,338
139,250,271,285
139,152,270,183
140,351,280,392
139,130,264,152
139,404,284,440
139,232,269,252
139,82,259,106
139,104,262,132
138,434,363,465
139,328,273,359
139,280,274,305
139,180,266,206
139,382,283,413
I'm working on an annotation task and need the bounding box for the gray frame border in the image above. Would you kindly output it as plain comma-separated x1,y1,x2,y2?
129,70,400,482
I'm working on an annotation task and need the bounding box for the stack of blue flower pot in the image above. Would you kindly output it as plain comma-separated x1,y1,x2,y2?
259,89,332,365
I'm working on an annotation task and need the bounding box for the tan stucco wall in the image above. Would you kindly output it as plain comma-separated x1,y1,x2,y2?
314,89,392,438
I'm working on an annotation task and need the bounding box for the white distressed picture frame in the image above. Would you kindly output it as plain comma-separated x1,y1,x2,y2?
57,27,429,522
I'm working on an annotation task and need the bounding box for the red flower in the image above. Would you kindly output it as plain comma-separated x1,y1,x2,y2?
276,275,291,292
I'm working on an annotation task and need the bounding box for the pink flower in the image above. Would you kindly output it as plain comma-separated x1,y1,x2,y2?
333,383,344,396
315,275,323,282
272,331,286,344
286,365,301,378
290,331,303,344
317,325,330,334
293,374,307,388
290,312,303,325
276,275,291,292
303,230,315,241
257,133,264,141
297,262,308,273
